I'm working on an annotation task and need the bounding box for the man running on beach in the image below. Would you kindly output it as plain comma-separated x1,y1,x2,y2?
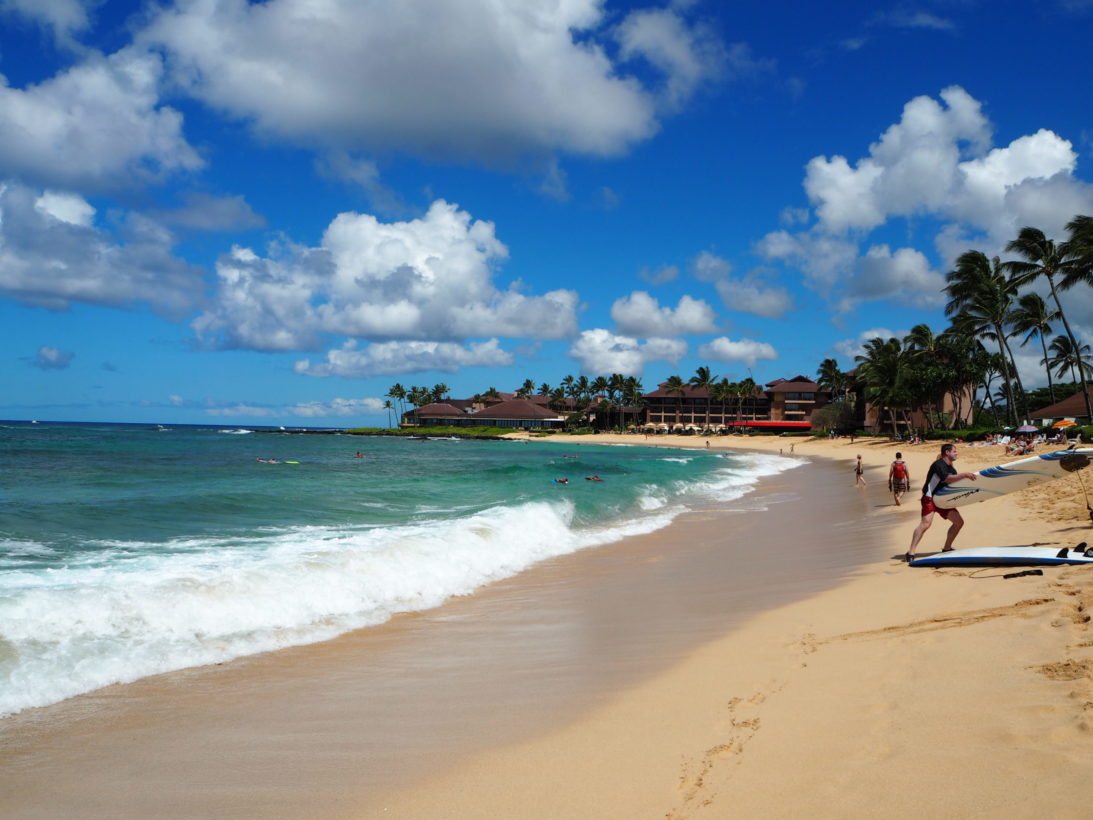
906,443,978,563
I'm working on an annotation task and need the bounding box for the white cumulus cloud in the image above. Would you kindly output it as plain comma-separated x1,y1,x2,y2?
141,0,724,165
610,291,717,336
0,183,207,318
194,199,579,352
696,337,777,367
0,47,202,191
761,86,1093,312
295,339,513,378
568,328,686,375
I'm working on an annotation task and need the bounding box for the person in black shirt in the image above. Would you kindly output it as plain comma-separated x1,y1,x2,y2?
906,443,978,563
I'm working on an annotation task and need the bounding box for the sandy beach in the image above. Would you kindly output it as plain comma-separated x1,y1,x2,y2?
3,433,1092,817
377,433,1093,817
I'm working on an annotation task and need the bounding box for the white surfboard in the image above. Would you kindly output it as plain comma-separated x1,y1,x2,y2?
931,448,1093,509
910,544,1093,567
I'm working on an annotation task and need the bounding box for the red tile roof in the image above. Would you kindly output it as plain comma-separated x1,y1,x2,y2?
472,398,564,420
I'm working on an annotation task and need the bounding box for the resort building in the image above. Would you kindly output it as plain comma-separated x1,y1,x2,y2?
641,376,829,432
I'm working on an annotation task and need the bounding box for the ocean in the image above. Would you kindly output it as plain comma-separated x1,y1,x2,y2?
0,421,802,718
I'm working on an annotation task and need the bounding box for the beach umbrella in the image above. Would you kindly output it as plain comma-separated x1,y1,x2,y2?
1015,424,1037,433
1053,419,1077,428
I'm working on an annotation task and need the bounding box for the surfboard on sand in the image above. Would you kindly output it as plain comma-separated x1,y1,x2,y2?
910,543,1093,567
931,448,1093,509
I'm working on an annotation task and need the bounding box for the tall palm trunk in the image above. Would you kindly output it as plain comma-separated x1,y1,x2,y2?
997,328,1027,421
1045,272,1093,420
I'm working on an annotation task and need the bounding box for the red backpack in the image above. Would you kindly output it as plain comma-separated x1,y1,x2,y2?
892,460,907,479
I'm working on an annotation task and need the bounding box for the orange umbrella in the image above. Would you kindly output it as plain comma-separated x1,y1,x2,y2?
1052,419,1077,428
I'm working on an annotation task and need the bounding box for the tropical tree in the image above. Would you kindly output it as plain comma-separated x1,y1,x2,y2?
688,366,717,429
816,358,850,403
663,375,686,426
575,375,591,406
548,387,568,413
431,383,450,403
1007,292,1059,405
383,399,393,428
1045,335,1093,384
386,383,407,418
622,376,644,430
735,377,757,423
516,378,535,398
538,382,552,396
710,378,733,427
945,251,1023,424
855,337,912,437
1004,225,1092,419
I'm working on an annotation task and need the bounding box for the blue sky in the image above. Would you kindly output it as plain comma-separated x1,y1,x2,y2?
3,0,1092,426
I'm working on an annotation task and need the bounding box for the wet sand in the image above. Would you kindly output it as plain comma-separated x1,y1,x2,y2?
0,454,875,818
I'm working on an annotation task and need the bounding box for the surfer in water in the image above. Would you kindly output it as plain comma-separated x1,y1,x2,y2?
906,443,978,563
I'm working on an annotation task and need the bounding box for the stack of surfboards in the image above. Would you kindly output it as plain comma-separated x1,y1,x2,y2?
910,448,1093,567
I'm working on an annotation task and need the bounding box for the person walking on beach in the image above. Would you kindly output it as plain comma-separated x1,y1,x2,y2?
906,443,978,563
888,452,910,505
854,454,866,487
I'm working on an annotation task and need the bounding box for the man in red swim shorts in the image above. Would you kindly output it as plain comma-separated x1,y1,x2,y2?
906,443,978,563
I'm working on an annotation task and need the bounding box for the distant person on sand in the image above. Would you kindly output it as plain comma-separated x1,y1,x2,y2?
906,443,978,563
854,454,866,487
888,452,910,505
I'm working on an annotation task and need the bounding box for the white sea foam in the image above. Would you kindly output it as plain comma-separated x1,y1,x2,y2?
218,428,253,434
0,495,697,717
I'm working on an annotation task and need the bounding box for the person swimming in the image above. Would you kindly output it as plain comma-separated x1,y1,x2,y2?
585,475,603,482
552,477,569,484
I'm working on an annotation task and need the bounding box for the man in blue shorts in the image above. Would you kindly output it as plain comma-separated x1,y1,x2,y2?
906,443,978,563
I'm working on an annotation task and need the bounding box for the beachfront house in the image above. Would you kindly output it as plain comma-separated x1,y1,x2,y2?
1029,388,1092,427
401,398,566,430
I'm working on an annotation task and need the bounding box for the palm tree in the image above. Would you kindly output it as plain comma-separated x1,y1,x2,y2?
591,375,610,401
688,365,717,429
710,378,733,428
383,399,393,428
1007,292,1059,405
431,383,450,403
1045,335,1093,384
945,251,1023,424
622,376,644,430
855,337,911,437
735,377,756,423
386,383,406,418
538,382,552,397
663,375,686,426
516,378,535,398
816,358,849,403
548,387,568,413
575,375,591,407
1004,225,1092,419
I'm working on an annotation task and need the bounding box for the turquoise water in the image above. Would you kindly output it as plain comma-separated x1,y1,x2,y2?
0,421,801,716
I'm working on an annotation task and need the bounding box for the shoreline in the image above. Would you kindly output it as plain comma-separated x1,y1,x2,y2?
4,435,1092,817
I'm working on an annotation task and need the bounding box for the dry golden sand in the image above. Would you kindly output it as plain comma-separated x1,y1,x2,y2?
373,433,1093,818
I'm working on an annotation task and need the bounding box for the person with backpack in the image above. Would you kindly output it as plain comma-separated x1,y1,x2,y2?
888,451,910,505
